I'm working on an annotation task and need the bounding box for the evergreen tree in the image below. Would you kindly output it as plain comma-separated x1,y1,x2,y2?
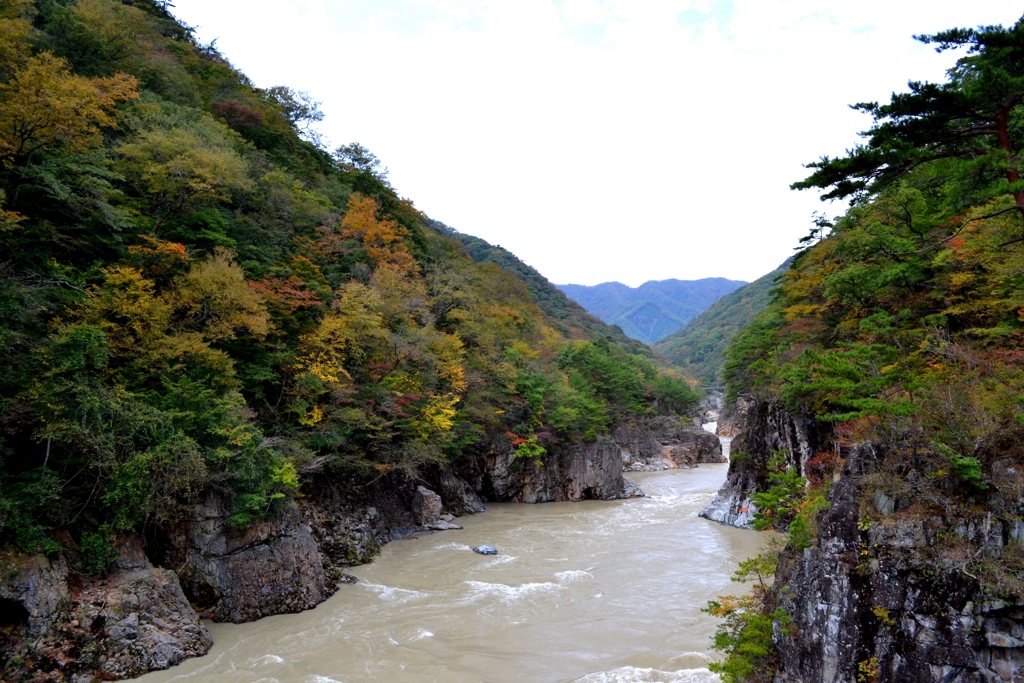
793,16,1024,242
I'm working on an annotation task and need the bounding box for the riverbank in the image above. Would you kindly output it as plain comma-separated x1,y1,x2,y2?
136,465,764,683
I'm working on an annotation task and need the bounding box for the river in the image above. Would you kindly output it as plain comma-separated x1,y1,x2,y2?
137,463,764,683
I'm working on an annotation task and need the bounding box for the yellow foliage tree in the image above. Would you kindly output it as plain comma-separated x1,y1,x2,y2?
0,0,34,81
370,263,428,329
117,122,253,227
170,247,270,341
81,265,171,359
70,0,154,69
340,194,416,273
0,52,137,166
413,393,460,438
294,282,388,386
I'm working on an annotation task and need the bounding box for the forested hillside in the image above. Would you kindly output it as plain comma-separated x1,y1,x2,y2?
653,259,790,384
708,17,1024,683
0,0,696,577
426,219,653,357
557,277,746,344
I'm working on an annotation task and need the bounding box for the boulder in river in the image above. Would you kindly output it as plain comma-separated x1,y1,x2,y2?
473,545,498,555
413,486,444,527
425,519,464,530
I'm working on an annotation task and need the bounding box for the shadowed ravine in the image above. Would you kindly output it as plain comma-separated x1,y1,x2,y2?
137,465,764,683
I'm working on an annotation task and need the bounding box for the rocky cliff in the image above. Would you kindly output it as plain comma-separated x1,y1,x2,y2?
703,396,1024,682
699,395,815,528
0,537,212,682
0,477,469,681
616,417,725,472
485,437,634,503
773,444,1024,683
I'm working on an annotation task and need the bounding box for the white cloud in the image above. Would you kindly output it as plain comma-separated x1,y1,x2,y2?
171,0,1023,285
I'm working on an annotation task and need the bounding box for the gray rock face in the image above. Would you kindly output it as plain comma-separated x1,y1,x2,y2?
0,552,70,638
700,395,812,528
72,565,213,679
664,430,726,467
301,484,444,591
615,418,725,471
716,394,752,438
704,395,1024,681
171,496,327,623
486,436,638,503
0,536,211,681
438,470,487,514
413,486,444,526
774,453,1024,683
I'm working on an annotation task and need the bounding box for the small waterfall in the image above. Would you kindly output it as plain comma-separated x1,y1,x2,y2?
702,421,731,461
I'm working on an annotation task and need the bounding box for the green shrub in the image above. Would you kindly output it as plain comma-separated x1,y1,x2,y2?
80,526,117,575
705,550,790,683
751,452,807,532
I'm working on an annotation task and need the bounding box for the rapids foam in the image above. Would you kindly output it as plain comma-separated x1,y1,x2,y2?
461,579,563,604
574,667,720,683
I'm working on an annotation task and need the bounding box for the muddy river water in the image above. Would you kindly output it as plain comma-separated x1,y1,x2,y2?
138,463,764,683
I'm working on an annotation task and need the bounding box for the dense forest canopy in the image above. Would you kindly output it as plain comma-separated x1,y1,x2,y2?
0,0,697,570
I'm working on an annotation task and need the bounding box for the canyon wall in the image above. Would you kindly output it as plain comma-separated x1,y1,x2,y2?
704,396,1024,682
1,418,718,681
774,444,1024,683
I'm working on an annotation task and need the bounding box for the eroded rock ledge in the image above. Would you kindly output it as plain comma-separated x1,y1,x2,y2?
1,536,212,682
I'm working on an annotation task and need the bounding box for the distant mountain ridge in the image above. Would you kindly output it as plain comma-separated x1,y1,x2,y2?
557,278,747,344
653,259,792,384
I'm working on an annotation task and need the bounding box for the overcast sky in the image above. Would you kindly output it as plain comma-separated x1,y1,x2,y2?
171,1,1022,286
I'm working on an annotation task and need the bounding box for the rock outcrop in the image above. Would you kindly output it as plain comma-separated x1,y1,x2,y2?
486,436,641,502
1,536,211,681
699,395,813,528
157,495,328,623
772,445,1024,683
702,397,1024,681
1,430,673,680
615,417,725,472
413,485,444,526
0,551,70,640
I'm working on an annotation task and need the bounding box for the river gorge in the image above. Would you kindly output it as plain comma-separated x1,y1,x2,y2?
136,464,763,683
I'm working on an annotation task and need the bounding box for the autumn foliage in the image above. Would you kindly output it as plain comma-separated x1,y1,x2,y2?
0,0,696,574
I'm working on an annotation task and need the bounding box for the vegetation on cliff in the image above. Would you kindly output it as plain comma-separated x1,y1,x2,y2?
711,15,1024,682
0,0,696,573
653,260,791,385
